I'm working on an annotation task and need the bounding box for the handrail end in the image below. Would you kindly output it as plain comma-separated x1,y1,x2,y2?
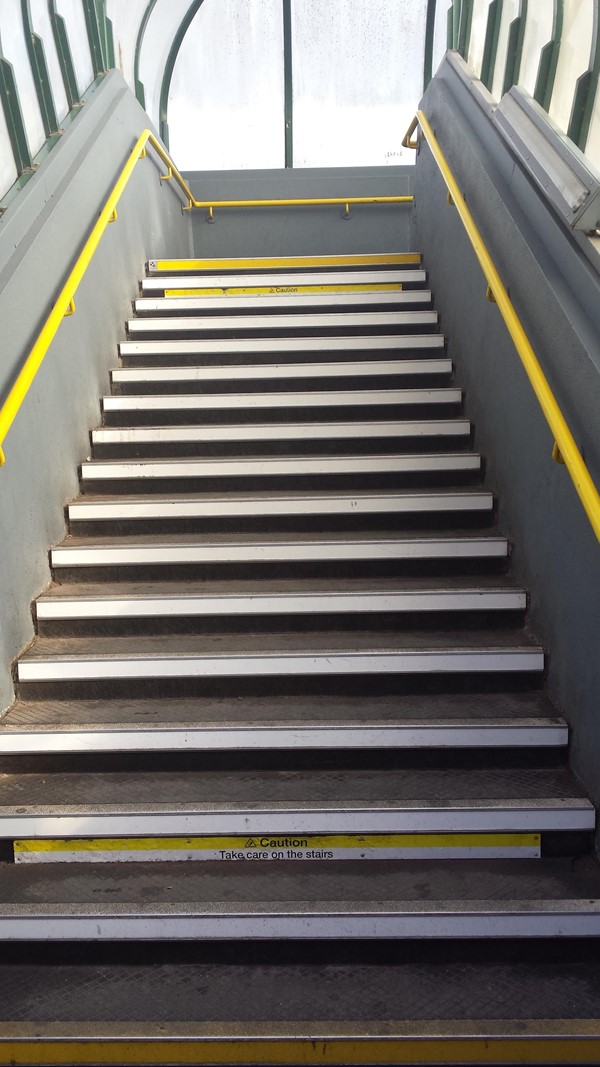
402,116,420,150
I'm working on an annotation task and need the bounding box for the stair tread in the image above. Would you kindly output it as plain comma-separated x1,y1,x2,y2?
2,691,561,729
141,267,426,289
0,766,586,807
119,333,446,355
134,292,433,314
111,358,452,380
0,858,598,904
126,311,439,333
70,489,492,505
52,529,507,550
20,629,543,659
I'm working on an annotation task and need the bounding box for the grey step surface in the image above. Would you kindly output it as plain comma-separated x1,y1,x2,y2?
102,387,462,413
119,334,446,360
0,692,568,753
111,357,452,385
133,292,433,316
16,630,545,683
35,577,527,622
91,419,472,449
0,860,599,939
80,453,481,484
126,311,439,336
141,268,428,292
50,532,509,568
0,767,591,836
67,490,495,522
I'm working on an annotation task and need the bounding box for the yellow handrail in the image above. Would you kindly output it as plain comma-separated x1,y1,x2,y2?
403,109,600,543
0,128,412,466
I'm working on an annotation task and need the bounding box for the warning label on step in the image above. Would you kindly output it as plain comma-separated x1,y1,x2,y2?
14,833,540,863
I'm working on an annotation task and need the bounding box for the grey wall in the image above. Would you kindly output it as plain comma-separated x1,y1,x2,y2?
184,167,414,258
0,71,193,714
411,54,600,809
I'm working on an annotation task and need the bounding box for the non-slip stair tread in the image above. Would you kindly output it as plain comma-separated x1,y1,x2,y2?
102,388,460,409
126,311,439,334
69,489,492,507
134,292,433,314
38,576,525,599
81,453,479,474
0,857,598,905
52,529,507,550
0,766,587,807
2,692,562,728
20,629,543,659
2,958,600,1024
119,334,446,357
141,267,427,290
111,357,452,380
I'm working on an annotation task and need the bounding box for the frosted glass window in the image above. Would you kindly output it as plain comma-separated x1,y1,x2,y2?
55,0,94,95
490,0,520,100
168,0,284,169
432,0,452,78
1,0,46,156
138,0,202,135
30,0,69,122
292,0,428,167
106,0,149,93
518,3,554,99
549,0,593,135
468,0,493,81
0,102,18,199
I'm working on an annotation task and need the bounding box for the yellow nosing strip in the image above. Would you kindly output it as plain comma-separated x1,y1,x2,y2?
153,253,421,272
1,1028,600,1065
164,283,404,296
14,833,540,863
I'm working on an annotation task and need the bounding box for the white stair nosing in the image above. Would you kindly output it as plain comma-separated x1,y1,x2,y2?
91,420,472,445
17,648,545,682
80,453,481,482
126,311,439,335
50,536,509,567
141,270,427,292
134,292,433,315
67,491,495,521
35,589,527,621
0,721,569,753
119,335,446,357
102,388,462,411
0,799,592,838
110,358,452,383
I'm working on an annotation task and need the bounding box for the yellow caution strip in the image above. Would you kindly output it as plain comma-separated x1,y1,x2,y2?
14,833,540,863
1,1022,599,1065
164,283,404,296
152,253,421,272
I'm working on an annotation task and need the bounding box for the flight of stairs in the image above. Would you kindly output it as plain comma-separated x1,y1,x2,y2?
1,253,599,1064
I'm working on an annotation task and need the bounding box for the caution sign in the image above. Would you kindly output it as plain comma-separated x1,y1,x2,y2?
14,832,540,863
164,283,403,297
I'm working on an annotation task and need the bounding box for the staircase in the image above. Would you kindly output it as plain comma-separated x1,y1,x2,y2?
1,252,599,1065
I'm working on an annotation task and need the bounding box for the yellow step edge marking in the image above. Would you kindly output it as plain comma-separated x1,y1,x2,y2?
1,1033,599,1065
153,253,421,272
164,283,404,297
15,833,540,864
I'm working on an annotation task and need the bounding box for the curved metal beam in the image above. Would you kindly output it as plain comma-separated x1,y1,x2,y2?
480,0,502,90
568,0,600,149
423,0,437,89
47,0,81,109
283,0,293,167
133,0,159,109
0,26,32,174
502,0,527,95
533,0,563,110
158,0,207,148
457,0,474,59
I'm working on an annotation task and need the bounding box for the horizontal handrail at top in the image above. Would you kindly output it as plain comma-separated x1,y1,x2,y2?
0,130,411,467
403,109,600,543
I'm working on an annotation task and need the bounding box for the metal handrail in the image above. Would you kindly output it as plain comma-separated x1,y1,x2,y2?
0,129,412,466
403,109,600,543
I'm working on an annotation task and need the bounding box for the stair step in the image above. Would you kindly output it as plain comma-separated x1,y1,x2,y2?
0,767,590,835
35,579,526,623
119,334,446,361
126,311,439,337
51,532,508,568
146,253,423,273
16,631,545,683
92,419,472,448
134,292,432,316
102,388,462,415
80,453,481,485
111,358,452,385
141,269,427,293
67,490,495,523
0,691,568,753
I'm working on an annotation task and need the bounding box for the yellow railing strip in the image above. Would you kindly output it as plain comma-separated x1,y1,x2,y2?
0,133,412,467
153,254,422,271
405,110,600,543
